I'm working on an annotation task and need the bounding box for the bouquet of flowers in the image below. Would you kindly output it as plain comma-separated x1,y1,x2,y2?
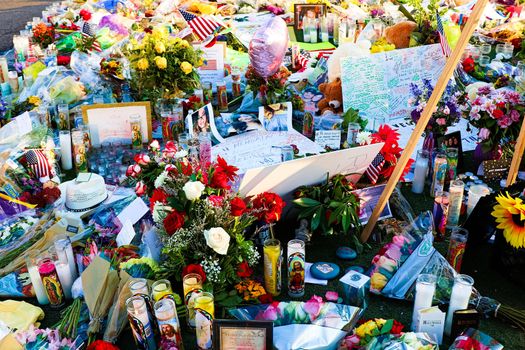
464,85,524,152
245,64,291,105
408,79,463,136
16,325,76,350
127,140,284,291
32,23,55,49
124,27,203,101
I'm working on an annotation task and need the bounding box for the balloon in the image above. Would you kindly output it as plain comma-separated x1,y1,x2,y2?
249,17,289,78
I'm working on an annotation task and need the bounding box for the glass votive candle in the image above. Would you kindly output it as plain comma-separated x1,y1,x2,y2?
38,256,65,308
479,43,491,55
495,43,505,55
347,122,361,146
478,55,491,67
178,132,190,151
470,46,480,62
130,114,143,149
154,298,183,348
263,238,282,296
466,184,490,216
447,227,469,273
194,292,214,350
25,251,49,305
411,274,436,330
281,145,294,162
445,274,474,335
287,239,305,298
202,81,213,104
151,279,173,302
183,273,203,299
126,295,157,349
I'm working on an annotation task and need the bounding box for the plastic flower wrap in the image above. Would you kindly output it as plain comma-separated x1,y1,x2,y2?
449,328,503,350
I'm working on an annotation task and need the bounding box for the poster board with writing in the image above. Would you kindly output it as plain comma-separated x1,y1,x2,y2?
341,44,446,124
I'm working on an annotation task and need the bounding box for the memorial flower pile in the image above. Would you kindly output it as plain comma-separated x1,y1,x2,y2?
127,141,284,291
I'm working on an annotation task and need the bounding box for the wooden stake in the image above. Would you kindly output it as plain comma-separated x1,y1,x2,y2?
360,0,490,243
506,119,525,186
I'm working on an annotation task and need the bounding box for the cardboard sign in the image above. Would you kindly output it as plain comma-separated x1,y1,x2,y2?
315,130,341,149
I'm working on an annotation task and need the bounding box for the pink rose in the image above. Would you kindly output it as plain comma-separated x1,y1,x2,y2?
478,127,491,141
325,291,339,302
126,164,142,177
304,295,323,321
134,154,151,165
257,304,279,321
135,181,147,195
385,246,402,261
497,116,512,128
344,334,360,349
149,139,160,151
392,235,406,247
436,118,446,126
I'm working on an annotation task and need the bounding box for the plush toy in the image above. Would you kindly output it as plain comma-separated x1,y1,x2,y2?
326,41,371,82
317,78,343,115
384,21,418,49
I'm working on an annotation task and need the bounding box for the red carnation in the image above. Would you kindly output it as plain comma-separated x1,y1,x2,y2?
391,320,404,334
236,261,253,278
181,162,193,176
182,263,206,283
230,197,247,216
87,340,119,350
210,169,230,190
79,9,92,21
163,210,185,235
258,293,273,304
252,192,285,224
216,156,238,182
492,109,504,119
207,195,224,207
57,56,71,66
150,188,168,210
462,57,475,73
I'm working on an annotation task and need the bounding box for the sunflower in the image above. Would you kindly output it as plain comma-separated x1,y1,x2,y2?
492,192,525,249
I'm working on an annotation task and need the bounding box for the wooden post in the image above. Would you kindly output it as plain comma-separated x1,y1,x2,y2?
360,0,490,243
506,119,525,186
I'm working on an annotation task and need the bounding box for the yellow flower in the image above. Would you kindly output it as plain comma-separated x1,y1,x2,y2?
151,27,167,41
492,192,525,248
154,42,166,54
196,58,204,67
355,320,377,338
28,96,41,106
154,56,168,70
180,61,193,74
136,58,149,71
374,318,387,327
180,40,190,48
370,272,388,291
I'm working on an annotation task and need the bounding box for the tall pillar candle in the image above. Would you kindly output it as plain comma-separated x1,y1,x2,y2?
54,234,77,280
412,150,429,194
430,152,447,196
411,274,436,330
154,298,183,348
264,239,282,296
25,252,49,305
183,273,203,328
194,292,214,350
151,279,175,302
126,295,157,350
288,239,305,298
447,228,469,273
55,261,73,299
447,179,464,227
0,56,8,83
445,274,474,336
38,257,65,308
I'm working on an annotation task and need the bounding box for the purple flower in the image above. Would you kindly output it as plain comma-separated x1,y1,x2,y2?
497,116,512,128
411,109,420,123
478,128,491,140
510,109,521,122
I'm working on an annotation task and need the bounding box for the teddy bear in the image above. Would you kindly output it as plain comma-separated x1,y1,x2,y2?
317,78,343,115
384,21,418,49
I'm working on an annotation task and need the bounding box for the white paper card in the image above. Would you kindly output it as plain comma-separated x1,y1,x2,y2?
415,306,445,344
339,270,370,289
116,220,136,247
305,262,328,286
315,130,341,149
117,197,149,225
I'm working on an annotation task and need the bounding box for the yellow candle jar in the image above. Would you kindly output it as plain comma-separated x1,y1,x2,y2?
183,273,203,299
194,292,214,318
263,238,282,296
151,279,173,302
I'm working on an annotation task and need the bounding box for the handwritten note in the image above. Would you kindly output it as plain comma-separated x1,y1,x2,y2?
116,220,136,247
315,130,341,149
341,44,446,124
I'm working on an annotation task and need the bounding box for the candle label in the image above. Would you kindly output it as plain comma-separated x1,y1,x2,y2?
136,293,158,336
158,316,183,347
131,120,143,149
232,82,241,97
431,160,447,195
162,115,183,141
128,313,156,350
39,262,65,307
195,309,213,350
203,87,213,104
217,85,228,111
433,197,449,239
185,288,203,327
447,239,466,273
303,112,314,138
288,252,305,297
72,132,88,172
57,111,68,130
264,248,282,295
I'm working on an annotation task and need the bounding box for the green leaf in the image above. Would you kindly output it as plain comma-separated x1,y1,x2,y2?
311,206,323,231
381,319,394,334
342,208,350,233
298,206,319,220
293,198,322,207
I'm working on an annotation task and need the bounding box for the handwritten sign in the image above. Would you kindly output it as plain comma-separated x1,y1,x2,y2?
315,130,341,149
341,44,445,124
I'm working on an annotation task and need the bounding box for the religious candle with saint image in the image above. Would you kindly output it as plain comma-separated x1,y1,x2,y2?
130,114,143,149
264,239,282,296
72,128,88,172
288,239,305,298
38,257,65,308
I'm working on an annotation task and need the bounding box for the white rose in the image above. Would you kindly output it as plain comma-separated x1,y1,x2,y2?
183,181,205,201
203,227,230,255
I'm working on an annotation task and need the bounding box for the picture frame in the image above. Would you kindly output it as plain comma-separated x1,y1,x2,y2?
212,320,273,350
437,131,463,171
187,103,214,138
81,102,152,147
294,4,327,30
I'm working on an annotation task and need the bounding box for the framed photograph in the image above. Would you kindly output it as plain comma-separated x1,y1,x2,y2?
187,103,214,137
81,102,152,147
212,320,273,350
258,102,293,132
437,131,463,170
294,4,327,30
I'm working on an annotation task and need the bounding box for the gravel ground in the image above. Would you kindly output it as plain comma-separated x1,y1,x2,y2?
0,0,55,53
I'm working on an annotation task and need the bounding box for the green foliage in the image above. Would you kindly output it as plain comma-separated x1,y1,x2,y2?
341,107,367,132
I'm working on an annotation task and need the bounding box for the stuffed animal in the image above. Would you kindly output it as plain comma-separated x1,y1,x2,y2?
384,21,417,49
326,41,371,82
317,78,343,115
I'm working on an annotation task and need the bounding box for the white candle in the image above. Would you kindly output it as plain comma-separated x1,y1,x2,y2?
28,265,49,305
447,180,464,227
54,236,78,281
445,274,474,335
411,274,436,330
467,185,490,216
59,130,73,170
55,262,73,299
412,150,429,194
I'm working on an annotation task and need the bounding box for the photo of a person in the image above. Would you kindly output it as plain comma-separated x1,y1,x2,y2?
259,103,293,132
160,322,182,345
212,113,264,140
289,259,305,292
294,4,327,30
188,104,213,137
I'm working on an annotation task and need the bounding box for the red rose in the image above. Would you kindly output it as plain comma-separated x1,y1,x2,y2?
163,210,185,235
150,188,168,210
252,192,286,224
162,141,177,158
496,102,505,109
230,197,247,216
258,293,273,304
181,162,193,176
135,181,147,196
42,186,61,205
134,154,151,165
182,263,206,283
126,164,141,177
462,57,475,73
391,320,404,334
210,169,230,190
492,109,504,119
236,261,253,278
87,340,119,350
79,9,92,21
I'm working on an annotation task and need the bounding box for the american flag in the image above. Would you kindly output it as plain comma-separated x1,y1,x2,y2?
25,149,52,180
365,153,386,185
82,22,102,52
179,9,222,41
311,49,335,60
436,11,452,57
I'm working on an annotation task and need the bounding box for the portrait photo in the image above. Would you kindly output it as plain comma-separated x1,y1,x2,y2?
294,4,327,30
